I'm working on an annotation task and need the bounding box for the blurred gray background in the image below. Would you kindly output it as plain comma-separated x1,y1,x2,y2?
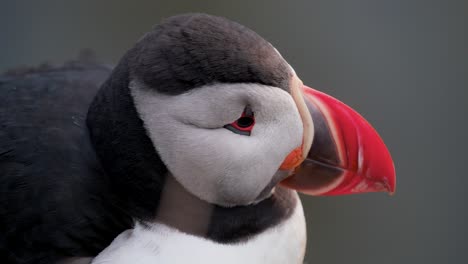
1,0,467,263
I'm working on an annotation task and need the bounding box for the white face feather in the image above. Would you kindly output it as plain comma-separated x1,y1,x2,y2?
130,81,303,206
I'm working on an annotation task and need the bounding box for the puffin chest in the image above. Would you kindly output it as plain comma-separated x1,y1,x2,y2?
92,197,306,264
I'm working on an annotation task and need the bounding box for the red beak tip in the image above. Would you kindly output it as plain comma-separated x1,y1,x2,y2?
387,178,396,195
384,183,395,195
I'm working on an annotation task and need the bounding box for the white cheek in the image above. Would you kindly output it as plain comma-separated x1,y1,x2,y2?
130,81,303,206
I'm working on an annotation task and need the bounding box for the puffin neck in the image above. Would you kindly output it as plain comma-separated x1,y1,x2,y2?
154,174,213,237
150,174,298,244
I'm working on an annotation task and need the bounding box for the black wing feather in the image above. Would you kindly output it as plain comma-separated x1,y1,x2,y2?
0,62,132,264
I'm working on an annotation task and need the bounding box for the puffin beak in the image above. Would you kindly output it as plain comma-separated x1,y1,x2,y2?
279,76,396,195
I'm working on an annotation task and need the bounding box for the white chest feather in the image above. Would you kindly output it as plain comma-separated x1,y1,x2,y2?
91,198,306,264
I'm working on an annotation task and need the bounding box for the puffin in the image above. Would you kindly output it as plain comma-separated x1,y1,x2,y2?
0,13,395,264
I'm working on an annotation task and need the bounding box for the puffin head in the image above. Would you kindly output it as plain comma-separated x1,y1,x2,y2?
87,13,395,218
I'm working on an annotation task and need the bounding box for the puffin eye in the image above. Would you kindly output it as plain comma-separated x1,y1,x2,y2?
224,108,255,136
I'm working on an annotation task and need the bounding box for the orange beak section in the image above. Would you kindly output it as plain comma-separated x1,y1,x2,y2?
280,83,396,196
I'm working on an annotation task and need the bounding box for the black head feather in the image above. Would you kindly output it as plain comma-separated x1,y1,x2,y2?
129,13,292,94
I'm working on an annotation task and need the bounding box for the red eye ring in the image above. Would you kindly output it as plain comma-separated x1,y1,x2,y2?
224,108,255,136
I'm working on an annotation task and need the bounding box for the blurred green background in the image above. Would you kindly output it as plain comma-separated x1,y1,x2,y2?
1,0,467,263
